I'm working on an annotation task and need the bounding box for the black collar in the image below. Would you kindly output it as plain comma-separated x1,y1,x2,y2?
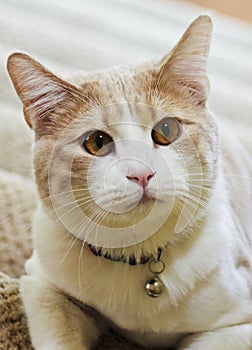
88,244,163,266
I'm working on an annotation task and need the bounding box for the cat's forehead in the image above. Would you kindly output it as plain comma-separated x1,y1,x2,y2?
75,63,155,104
75,99,162,140
73,64,165,129
70,63,203,139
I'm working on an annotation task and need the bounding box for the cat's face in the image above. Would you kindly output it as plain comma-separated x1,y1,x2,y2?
7,15,218,254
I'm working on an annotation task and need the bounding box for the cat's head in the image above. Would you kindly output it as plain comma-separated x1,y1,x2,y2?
7,15,218,258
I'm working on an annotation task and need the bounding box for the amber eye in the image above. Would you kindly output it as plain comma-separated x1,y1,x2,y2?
151,118,181,146
83,130,114,156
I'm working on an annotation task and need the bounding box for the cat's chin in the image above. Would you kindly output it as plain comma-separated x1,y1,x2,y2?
91,195,163,225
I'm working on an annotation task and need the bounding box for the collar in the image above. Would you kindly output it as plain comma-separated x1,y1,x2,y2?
88,244,163,266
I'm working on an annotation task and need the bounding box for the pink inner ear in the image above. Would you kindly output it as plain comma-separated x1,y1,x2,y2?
186,79,210,103
7,53,80,131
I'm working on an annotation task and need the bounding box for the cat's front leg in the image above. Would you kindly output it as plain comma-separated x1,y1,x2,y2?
20,275,105,350
178,324,252,350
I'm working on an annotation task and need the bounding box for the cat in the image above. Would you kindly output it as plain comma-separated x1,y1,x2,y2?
7,15,252,350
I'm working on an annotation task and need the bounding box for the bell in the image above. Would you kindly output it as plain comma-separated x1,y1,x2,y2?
145,276,164,297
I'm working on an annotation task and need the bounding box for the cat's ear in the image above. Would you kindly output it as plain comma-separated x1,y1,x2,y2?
7,53,81,130
157,15,212,104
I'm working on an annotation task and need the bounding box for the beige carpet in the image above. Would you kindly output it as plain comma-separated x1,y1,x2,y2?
0,0,251,348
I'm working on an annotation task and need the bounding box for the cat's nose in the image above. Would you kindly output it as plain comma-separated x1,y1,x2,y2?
126,171,155,188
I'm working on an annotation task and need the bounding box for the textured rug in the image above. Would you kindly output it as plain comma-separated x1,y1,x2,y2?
0,0,251,348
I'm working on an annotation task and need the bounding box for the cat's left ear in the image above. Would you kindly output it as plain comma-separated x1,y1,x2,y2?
7,52,82,130
157,15,212,104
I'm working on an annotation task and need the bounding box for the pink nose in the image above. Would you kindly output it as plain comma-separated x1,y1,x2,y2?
126,171,155,188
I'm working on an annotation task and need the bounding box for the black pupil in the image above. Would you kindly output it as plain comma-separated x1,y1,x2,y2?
95,134,104,149
161,123,170,138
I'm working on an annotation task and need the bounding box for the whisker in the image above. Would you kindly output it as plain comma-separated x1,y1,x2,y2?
77,240,86,295
57,204,104,267
176,191,209,212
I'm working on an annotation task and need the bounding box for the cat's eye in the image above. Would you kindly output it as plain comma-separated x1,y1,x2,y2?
83,130,114,156
151,118,181,146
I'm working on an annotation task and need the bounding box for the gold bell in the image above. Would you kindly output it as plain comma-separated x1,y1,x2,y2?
145,276,164,297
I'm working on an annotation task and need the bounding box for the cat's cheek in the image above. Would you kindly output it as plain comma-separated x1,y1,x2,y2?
150,150,187,199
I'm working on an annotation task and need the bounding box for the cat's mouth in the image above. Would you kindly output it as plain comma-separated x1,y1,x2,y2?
139,193,157,204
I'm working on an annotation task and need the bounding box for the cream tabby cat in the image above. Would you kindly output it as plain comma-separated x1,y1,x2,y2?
7,15,252,350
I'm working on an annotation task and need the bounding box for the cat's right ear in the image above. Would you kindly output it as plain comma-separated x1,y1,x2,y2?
156,15,212,105
7,53,81,130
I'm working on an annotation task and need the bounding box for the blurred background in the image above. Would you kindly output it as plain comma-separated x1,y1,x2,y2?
188,0,252,22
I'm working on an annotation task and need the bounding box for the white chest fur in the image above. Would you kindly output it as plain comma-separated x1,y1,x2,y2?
26,196,252,348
